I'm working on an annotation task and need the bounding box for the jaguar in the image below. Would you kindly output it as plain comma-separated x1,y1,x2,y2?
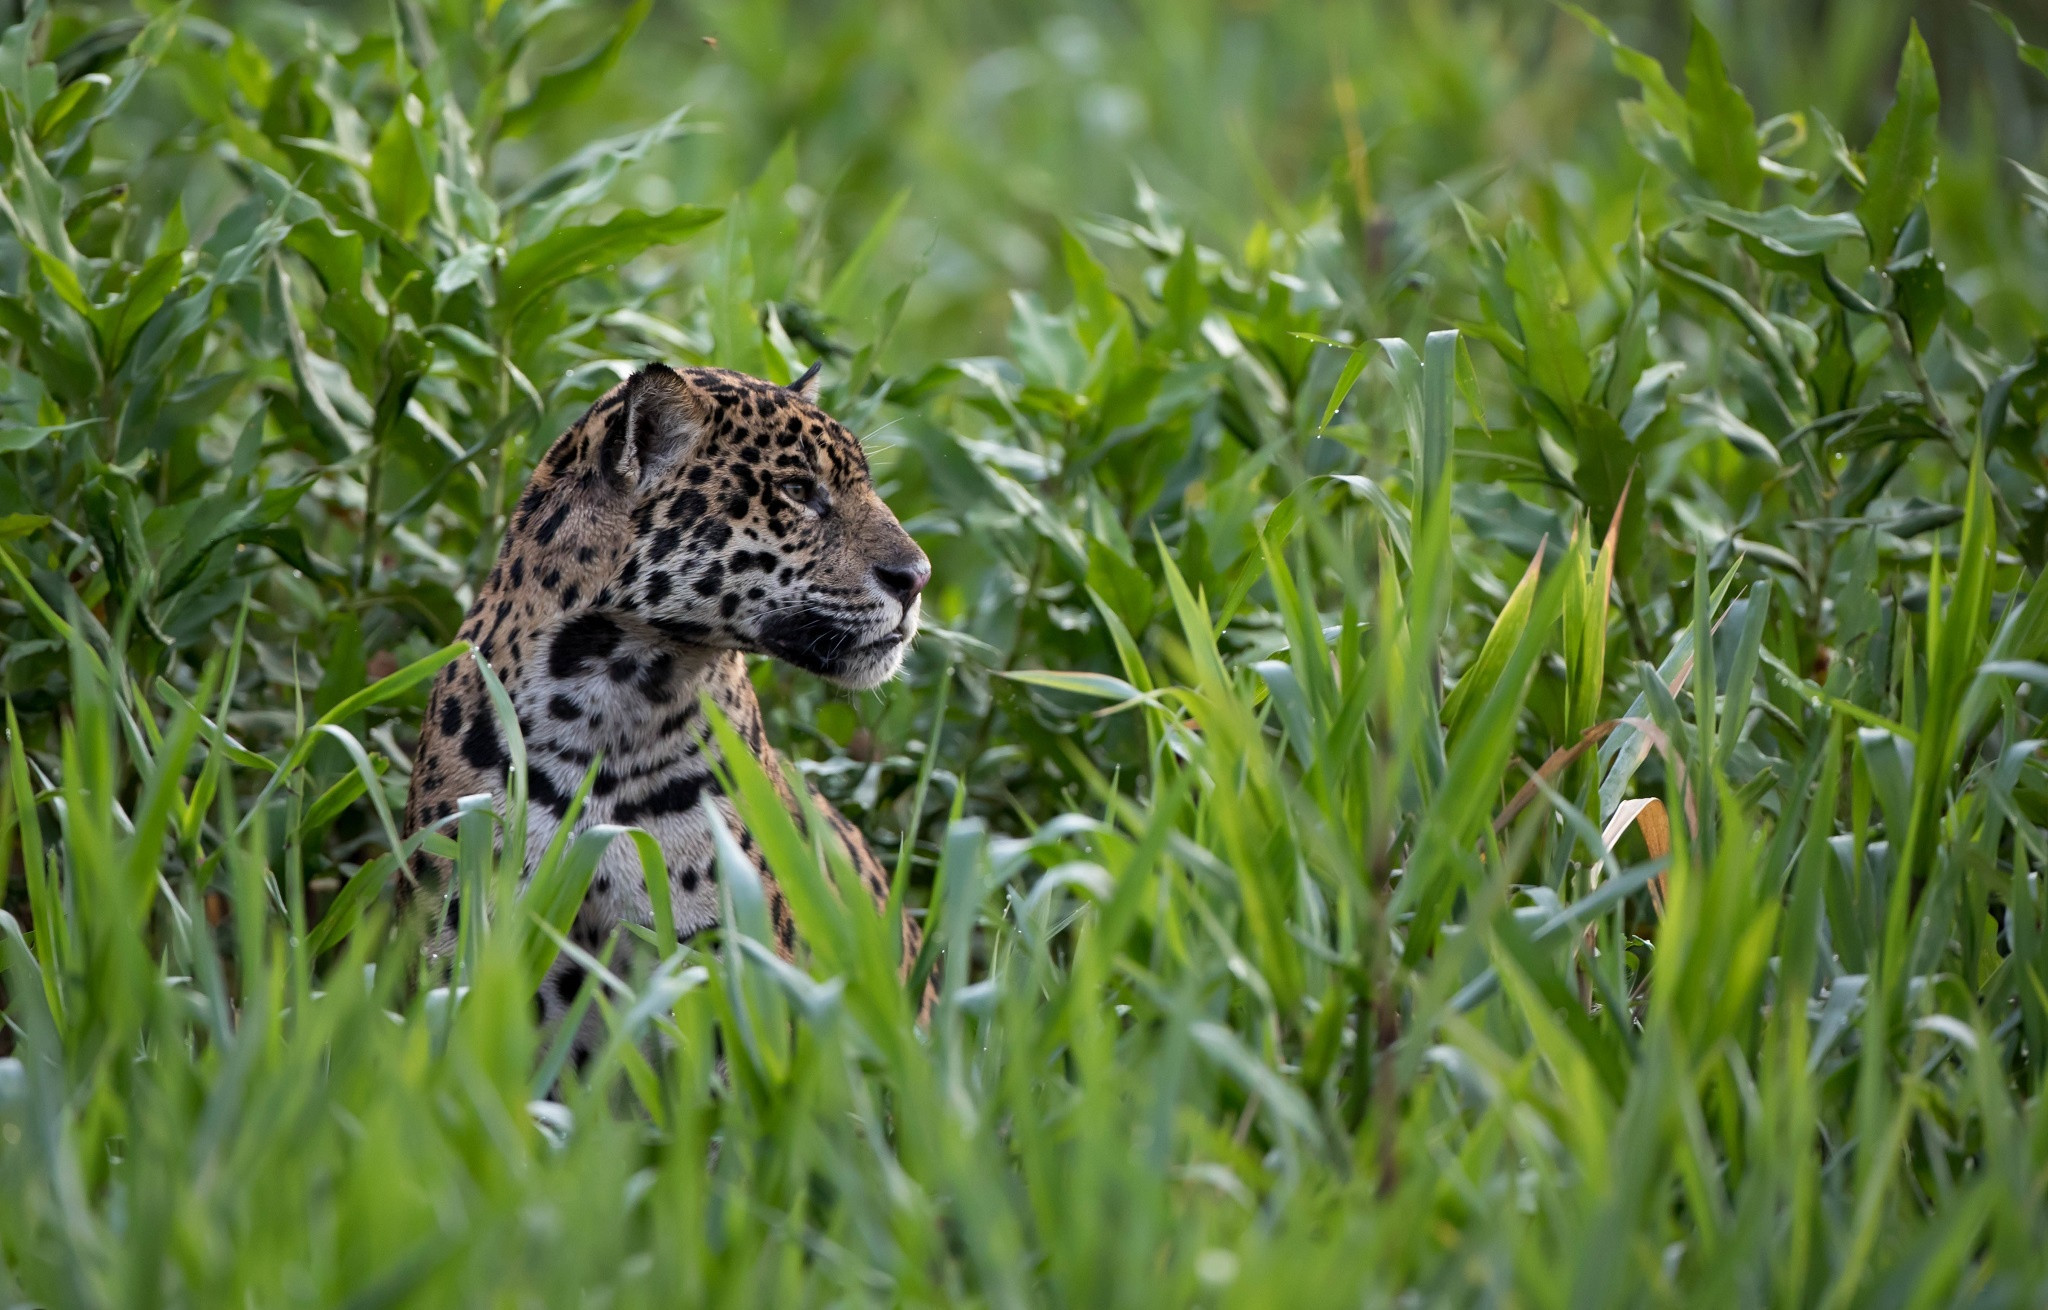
400,361,931,1066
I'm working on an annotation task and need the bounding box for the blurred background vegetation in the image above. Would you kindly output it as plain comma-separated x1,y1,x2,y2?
84,0,2048,360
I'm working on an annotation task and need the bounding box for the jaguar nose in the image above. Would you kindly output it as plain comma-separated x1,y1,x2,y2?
873,557,931,605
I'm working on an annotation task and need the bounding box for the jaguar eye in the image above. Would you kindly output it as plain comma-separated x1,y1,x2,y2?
779,476,822,508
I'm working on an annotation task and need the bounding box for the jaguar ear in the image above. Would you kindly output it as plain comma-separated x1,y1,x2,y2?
605,363,706,489
789,359,823,404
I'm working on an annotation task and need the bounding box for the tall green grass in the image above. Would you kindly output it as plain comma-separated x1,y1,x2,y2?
5,1,2048,1304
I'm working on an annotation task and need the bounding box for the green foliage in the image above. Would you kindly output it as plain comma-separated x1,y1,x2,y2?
1859,22,1942,265
4,1,2048,1304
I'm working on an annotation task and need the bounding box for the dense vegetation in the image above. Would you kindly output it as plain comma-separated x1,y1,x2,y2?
4,0,2048,1303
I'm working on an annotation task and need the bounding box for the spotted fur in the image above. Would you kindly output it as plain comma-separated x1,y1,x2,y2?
401,364,932,1067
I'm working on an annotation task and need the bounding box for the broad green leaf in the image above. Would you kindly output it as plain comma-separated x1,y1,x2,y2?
0,3,57,121
998,668,1145,704
1502,219,1588,427
1378,337,1425,475
1060,226,1124,354
1858,23,1939,263
1400,562,1569,958
1887,449,1994,953
99,247,188,372
23,246,93,326
1421,328,1458,512
1442,540,1547,745
288,218,387,366
1691,199,1863,258
1683,393,1784,466
0,418,96,455
1315,344,1367,436
368,90,438,241
1685,17,1763,208
1571,495,1622,740
305,839,412,955
498,206,723,323
1085,537,1154,636
1161,236,1208,346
